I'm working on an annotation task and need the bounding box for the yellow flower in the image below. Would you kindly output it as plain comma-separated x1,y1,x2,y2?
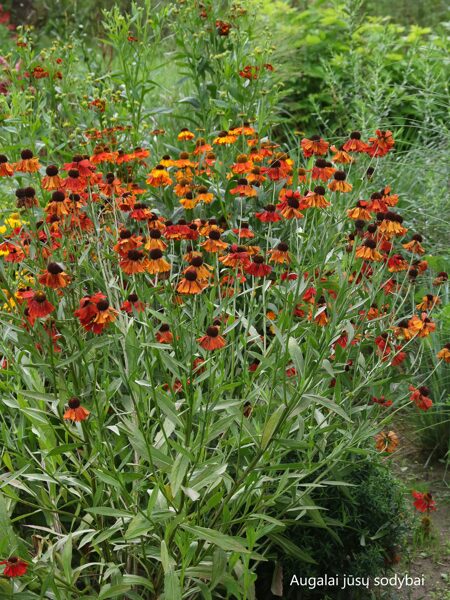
6,213,23,228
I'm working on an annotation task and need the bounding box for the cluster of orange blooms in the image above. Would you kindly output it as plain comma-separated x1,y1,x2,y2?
0,125,447,431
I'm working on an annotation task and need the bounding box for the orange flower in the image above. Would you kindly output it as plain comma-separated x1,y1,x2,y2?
347,201,372,221
120,250,149,275
63,397,90,422
0,154,14,176
433,271,448,285
437,343,450,363
366,129,394,157
174,178,192,197
179,192,198,209
186,255,213,281
416,294,440,311
301,135,329,158
231,154,254,174
378,212,407,237
193,138,213,155
42,165,63,190
311,158,336,181
174,152,196,169
92,299,118,333
147,248,171,274
245,255,272,277
255,204,282,222
342,131,368,153
114,230,143,255
144,229,167,251
197,325,226,350
146,165,172,187
409,385,433,411
14,149,41,173
195,185,214,204
279,191,304,219
177,268,208,294
38,263,71,289
375,430,399,453
45,191,71,218
302,186,330,209
355,240,383,261
213,130,237,145
403,234,425,255
201,230,228,253
412,491,436,513
268,242,290,264
121,293,146,313
328,170,352,192
230,178,257,197
387,254,409,272
178,128,195,141
330,145,354,164
156,323,173,343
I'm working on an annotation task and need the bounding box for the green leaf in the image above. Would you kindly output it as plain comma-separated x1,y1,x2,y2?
163,571,182,600
304,394,351,422
86,507,132,518
261,405,285,449
288,337,304,377
98,584,132,600
182,525,249,553
170,454,189,497
124,514,152,540
270,533,317,564
60,534,73,584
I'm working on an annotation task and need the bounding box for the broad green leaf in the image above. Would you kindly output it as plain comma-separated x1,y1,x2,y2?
261,405,285,449
182,525,249,553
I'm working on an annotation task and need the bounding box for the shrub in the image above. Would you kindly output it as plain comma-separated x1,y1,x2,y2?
256,457,408,599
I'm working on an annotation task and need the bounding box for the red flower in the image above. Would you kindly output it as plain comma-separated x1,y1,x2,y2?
244,255,272,277
27,291,55,318
409,385,433,411
0,556,28,577
412,491,436,513
197,326,226,351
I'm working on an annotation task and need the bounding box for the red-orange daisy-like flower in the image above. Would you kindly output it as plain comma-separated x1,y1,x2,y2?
63,397,90,422
437,343,450,363
197,326,226,350
412,491,436,513
409,385,433,411
38,262,71,289
328,170,352,192
0,154,15,177
177,268,208,295
355,239,383,262
301,135,329,158
342,131,368,153
121,293,146,314
244,254,272,277
120,249,149,275
366,129,394,158
255,204,282,222
27,291,55,318
0,556,28,578
15,149,41,173
156,323,173,344
268,242,291,264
